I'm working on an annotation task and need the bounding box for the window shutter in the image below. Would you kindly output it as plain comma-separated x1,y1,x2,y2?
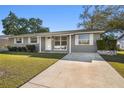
89,34,94,45
75,35,79,45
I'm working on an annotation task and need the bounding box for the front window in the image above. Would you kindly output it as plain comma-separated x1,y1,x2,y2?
78,34,89,45
30,37,37,43
54,36,67,50
16,38,22,44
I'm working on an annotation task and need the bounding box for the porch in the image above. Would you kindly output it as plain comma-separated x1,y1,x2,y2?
38,35,72,53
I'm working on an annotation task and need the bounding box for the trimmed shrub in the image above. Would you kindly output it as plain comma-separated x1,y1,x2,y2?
7,46,12,51
26,45,36,52
96,40,106,50
21,47,27,52
96,40,117,50
7,46,27,52
7,45,36,52
107,40,117,50
7,46,17,51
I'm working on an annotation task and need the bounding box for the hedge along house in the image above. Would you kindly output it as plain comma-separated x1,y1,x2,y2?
8,30,104,53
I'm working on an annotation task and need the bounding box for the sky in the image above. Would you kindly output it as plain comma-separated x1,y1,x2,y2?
0,5,82,35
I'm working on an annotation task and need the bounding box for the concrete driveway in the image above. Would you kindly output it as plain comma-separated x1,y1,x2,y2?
21,53,124,88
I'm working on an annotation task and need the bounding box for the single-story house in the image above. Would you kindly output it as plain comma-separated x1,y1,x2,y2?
117,33,124,50
8,30,104,53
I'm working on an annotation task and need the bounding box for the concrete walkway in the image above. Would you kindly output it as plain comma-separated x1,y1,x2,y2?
21,53,124,88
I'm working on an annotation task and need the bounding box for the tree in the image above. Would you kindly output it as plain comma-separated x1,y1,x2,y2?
18,18,29,34
2,11,19,35
35,27,49,33
28,18,49,33
78,5,123,30
106,13,124,30
2,11,49,35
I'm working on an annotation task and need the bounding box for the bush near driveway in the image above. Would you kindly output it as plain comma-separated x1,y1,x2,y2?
0,52,66,88
97,40,117,50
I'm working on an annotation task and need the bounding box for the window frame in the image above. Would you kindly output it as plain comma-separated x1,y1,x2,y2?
53,36,67,50
77,34,90,45
15,37,23,44
29,37,38,44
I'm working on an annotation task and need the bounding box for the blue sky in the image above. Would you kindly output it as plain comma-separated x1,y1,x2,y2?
0,5,82,35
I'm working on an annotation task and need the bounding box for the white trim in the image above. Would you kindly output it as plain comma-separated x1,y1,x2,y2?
69,35,71,53
14,37,24,44
39,37,41,53
14,38,16,44
28,37,30,44
53,36,68,51
28,37,38,44
75,35,78,45
75,34,90,45
22,37,24,44
89,34,94,45
37,36,39,44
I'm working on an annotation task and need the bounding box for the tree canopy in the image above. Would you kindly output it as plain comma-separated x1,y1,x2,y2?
78,5,124,31
2,11,49,35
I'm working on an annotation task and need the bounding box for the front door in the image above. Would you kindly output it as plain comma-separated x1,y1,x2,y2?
45,37,52,50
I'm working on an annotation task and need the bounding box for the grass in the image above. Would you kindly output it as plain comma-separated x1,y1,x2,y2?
0,52,66,88
101,51,124,78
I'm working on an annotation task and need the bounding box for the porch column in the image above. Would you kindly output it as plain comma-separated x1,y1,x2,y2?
69,34,71,53
39,36,41,53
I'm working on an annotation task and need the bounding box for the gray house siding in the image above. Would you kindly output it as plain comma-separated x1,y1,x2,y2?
71,34,100,52
93,34,100,45
8,37,40,51
8,31,102,53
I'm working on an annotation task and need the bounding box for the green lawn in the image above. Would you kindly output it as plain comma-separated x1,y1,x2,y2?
101,51,124,78
0,52,66,88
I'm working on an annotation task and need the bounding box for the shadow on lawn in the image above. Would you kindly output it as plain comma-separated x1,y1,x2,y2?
0,51,66,59
101,54,124,63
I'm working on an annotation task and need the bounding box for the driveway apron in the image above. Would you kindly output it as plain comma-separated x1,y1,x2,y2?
21,53,124,88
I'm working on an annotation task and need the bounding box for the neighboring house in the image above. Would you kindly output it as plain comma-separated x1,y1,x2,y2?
117,34,124,50
8,30,104,53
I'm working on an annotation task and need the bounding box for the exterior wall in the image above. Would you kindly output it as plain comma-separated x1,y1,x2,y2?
8,37,39,51
93,33,101,45
71,34,100,52
0,39,9,48
8,33,101,53
8,38,14,46
9,37,28,46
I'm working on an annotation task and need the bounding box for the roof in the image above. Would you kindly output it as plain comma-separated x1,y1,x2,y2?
9,29,105,38
118,33,124,40
0,35,10,39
